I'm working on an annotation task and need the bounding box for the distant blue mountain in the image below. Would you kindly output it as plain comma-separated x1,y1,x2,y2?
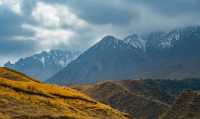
48,26,200,84
5,49,80,81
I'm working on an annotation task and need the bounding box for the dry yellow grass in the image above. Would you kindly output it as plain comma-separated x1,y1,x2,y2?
0,67,40,83
0,67,130,119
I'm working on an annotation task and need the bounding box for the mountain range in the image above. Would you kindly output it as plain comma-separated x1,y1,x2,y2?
5,49,80,81
48,26,200,85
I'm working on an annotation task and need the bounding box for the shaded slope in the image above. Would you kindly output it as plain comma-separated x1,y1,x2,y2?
152,79,200,97
72,80,169,119
115,80,175,104
0,67,129,119
73,79,200,119
160,91,200,119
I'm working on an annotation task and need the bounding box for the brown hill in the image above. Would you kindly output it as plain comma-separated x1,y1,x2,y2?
160,90,200,119
72,80,170,119
0,67,129,119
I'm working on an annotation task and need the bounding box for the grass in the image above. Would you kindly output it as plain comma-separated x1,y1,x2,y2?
0,67,41,83
0,67,129,119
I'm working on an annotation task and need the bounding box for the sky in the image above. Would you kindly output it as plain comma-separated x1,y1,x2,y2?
0,0,200,65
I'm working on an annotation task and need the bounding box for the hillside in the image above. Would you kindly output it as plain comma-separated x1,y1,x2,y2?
160,90,200,119
72,80,170,119
116,79,200,104
0,67,129,119
72,79,200,119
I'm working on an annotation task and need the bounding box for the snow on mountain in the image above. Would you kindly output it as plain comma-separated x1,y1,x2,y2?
48,26,200,85
124,34,146,51
32,50,79,67
5,49,80,81
158,30,181,48
96,36,135,50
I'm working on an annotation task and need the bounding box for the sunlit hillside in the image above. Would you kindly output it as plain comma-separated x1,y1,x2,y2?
0,67,129,119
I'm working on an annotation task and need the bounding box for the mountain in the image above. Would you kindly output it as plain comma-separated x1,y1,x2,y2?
48,26,200,84
142,26,200,79
0,67,130,119
160,90,200,119
48,36,146,84
72,79,200,119
5,49,80,81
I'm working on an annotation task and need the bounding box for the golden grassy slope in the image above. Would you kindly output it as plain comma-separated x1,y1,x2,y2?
0,67,130,119
0,67,40,83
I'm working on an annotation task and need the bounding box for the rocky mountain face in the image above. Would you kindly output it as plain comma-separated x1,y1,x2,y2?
0,67,130,119
48,26,200,85
5,49,80,81
72,79,200,119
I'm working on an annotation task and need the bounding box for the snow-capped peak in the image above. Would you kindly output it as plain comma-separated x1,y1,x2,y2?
159,30,181,48
4,49,80,81
124,34,146,51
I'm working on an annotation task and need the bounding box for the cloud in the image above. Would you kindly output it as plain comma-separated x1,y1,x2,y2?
22,24,75,49
0,7,33,38
23,1,92,51
68,0,132,26
0,39,37,55
132,0,200,16
31,2,87,29
0,0,22,15
0,0,200,65
41,0,200,33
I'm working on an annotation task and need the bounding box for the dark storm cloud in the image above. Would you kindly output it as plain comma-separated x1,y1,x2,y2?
0,7,34,38
42,0,133,25
0,6,36,59
0,39,37,55
68,1,132,25
133,0,200,16
42,0,200,27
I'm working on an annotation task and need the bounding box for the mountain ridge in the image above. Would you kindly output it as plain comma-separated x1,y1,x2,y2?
5,49,80,81
48,26,200,85
48,36,145,84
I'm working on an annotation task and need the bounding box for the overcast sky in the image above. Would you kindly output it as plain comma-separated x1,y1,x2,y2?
0,0,200,65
